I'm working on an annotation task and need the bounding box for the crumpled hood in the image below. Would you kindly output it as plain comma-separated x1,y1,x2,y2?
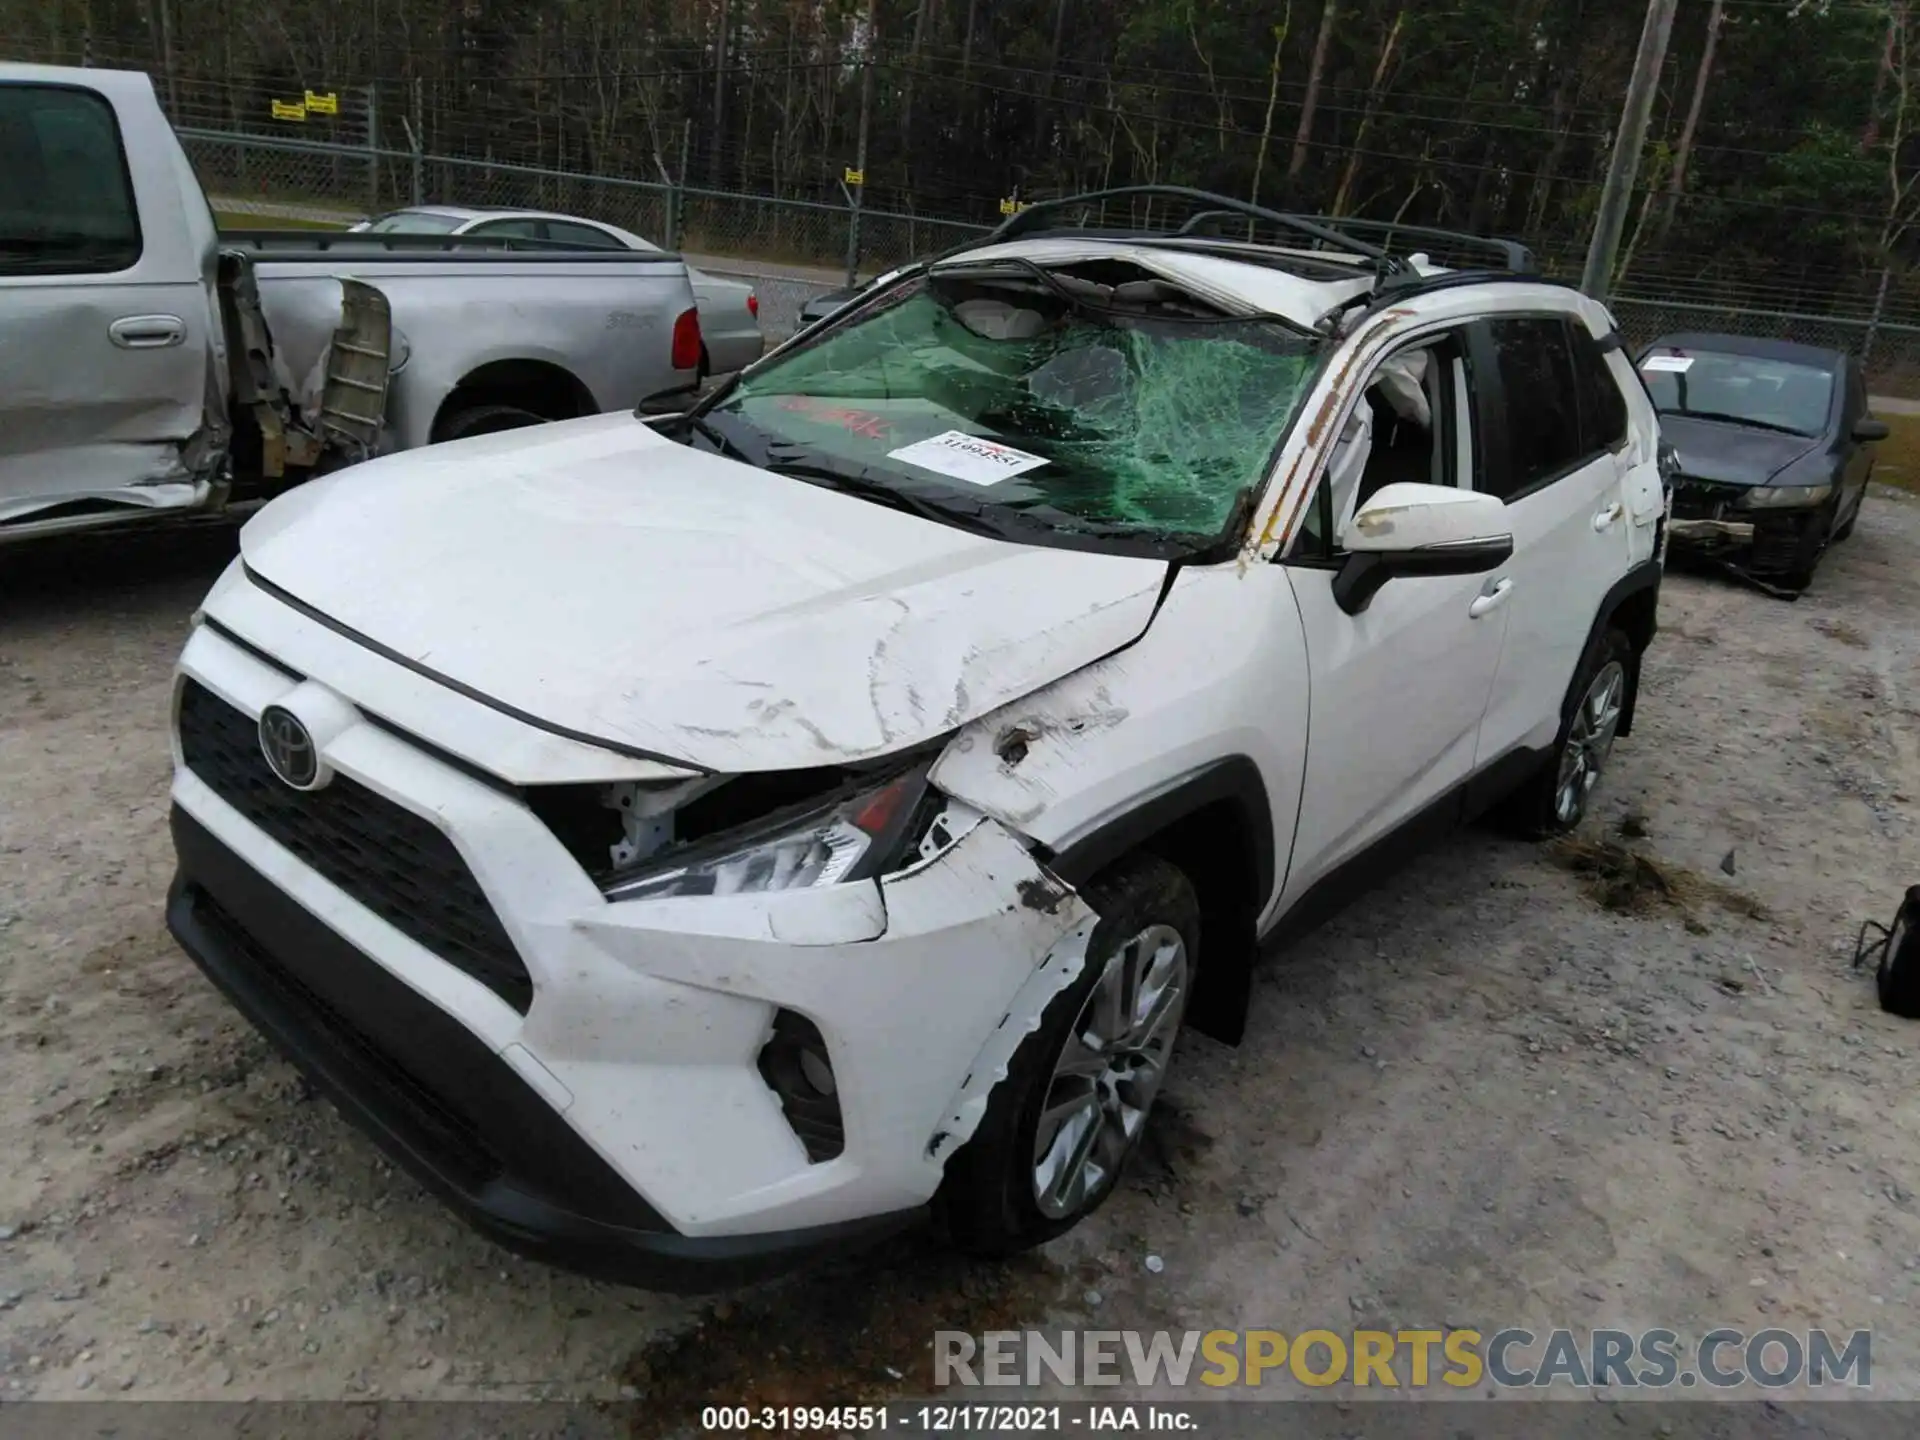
1660,413,1822,487
238,412,1169,773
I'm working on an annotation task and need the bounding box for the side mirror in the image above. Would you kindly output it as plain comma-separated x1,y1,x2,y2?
1332,483,1515,616
1854,416,1891,443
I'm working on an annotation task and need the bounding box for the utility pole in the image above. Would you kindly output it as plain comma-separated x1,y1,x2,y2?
1581,0,1678,301
711,0,732,185
845,46,874,288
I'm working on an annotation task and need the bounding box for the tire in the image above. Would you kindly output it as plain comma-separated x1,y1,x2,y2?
1500,629,1634,839
937,853,1201,1258
433,403,547,443
1832,492,1862,544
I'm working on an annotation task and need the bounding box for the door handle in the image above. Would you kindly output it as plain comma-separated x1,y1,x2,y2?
109,315,187,349
1592,501,1624,532
1469,577,1513,619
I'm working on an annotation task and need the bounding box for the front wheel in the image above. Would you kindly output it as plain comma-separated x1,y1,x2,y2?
937,853,1200,1257
1500,629,1633,838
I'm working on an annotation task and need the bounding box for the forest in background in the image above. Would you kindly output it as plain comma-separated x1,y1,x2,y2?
6,0,1920,314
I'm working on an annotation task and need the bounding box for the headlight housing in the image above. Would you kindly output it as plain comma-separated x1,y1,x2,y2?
1738,483,1832,510
602,762,932,903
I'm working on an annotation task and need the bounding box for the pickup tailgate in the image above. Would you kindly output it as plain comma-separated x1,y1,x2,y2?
228,236,701,450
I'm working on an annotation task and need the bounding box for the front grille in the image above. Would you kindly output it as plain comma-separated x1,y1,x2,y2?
1751,514,1813,573
177,680,533,1013
1671,478,1747,520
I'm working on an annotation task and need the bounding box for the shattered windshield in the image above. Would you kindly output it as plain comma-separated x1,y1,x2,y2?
1639,347,1834,438
694,265,1321,554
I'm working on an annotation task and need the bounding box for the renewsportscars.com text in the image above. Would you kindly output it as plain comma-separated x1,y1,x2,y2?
934,1327,1872,1391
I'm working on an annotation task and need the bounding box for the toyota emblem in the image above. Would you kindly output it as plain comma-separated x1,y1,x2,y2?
258,705,322,789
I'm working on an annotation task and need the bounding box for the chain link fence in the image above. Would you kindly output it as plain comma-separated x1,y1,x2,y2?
1606,296,1920,397
180,125,1920,389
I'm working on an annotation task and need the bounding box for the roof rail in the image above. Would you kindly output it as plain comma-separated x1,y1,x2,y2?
1173,207,1534,273
977,185,1413,279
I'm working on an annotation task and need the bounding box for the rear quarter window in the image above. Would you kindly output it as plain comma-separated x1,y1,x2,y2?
1569,322,1630,453
0,84,142,275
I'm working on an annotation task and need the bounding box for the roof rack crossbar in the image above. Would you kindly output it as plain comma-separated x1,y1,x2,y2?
1292,215,1535,273
980,185,1408,275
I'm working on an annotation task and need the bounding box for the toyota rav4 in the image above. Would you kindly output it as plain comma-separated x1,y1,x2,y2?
164,189,1670,1292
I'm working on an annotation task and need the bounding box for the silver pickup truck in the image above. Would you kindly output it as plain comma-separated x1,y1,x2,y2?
0,64,704,543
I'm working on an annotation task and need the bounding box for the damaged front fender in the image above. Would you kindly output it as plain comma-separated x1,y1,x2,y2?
922,906,1098,1169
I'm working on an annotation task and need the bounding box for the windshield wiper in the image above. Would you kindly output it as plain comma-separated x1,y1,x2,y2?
677,412,757,461
1670,409,1812,438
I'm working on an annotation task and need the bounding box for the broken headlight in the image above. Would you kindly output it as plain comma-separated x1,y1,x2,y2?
1738,483,1832,510
602,763,932,903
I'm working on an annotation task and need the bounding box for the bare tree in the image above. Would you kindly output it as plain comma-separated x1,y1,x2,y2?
1289,0,1337,181
1659,0,1725,240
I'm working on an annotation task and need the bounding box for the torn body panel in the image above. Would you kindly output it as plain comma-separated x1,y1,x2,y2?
559,813,1097,1229
932,562,1308,931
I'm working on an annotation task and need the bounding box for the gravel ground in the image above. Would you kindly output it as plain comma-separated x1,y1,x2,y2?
4,486,1920,1421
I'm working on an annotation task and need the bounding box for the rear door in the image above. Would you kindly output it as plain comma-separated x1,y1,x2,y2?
0,79,214,527
1470,314,1637,768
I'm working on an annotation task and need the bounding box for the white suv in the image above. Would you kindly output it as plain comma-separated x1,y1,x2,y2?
165,190,1668,1291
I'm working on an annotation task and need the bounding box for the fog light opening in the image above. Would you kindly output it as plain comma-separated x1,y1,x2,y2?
758,1009,845,1163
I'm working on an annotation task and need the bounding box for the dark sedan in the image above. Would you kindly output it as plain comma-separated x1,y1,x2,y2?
1638,333,1888,590
797,284,864,328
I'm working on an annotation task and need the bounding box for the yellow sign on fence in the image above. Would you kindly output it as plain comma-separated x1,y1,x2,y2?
304,90,339,115
270,99,307,121
999,197,1029,216
844,167,865,186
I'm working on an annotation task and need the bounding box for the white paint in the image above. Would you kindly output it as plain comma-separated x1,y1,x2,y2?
162,197,1663,1253
886,430,1049,485
1341,482,1511,553
237,412,1168,772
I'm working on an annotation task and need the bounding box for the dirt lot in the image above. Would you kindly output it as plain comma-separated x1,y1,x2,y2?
4,487,1920,1419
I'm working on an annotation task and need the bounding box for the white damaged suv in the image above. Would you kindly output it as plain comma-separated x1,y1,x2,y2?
166,189,1669,1290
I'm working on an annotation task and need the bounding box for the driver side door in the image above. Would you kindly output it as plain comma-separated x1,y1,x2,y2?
1276,328,1512,908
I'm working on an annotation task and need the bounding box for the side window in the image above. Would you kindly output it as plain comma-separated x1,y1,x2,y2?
1481,318,1584,500
547,220,625,249
0,84,142,275
1290,334,1468,561
1568,322,1629,453
467,218,543,241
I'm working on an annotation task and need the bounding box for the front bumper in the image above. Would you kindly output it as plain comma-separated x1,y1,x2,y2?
166,601,1099,1283
166,806,920,1292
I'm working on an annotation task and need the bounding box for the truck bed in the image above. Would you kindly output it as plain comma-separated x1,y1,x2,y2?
219,229,691,267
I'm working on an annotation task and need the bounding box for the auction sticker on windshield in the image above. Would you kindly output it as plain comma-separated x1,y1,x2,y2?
887,430,1050,486
1641,355,1694,373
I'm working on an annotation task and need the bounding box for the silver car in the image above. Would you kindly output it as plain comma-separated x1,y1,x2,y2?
355,206,765,376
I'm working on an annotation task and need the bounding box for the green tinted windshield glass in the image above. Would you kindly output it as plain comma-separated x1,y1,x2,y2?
710,272,1319,541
